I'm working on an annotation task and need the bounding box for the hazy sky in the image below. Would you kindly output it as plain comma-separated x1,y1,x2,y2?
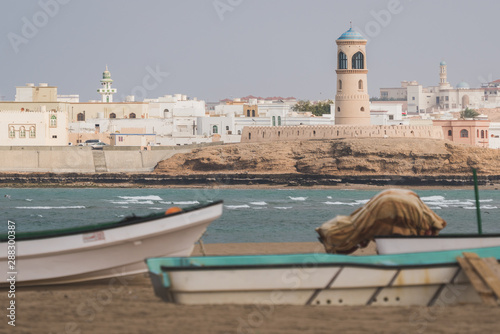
1,0,498,102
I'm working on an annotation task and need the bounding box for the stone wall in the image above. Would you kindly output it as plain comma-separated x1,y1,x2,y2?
240,125,444,143
0,142,223,173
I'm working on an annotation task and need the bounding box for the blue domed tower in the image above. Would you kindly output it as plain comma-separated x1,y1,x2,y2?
98,65,117,103
335,27,370,125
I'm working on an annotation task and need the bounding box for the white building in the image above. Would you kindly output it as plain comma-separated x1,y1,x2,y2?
0,109,68,146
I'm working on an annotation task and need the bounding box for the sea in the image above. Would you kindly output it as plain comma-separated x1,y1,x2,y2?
1,188,499,242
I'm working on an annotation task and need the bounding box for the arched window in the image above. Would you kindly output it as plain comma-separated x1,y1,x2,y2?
50,114,57,127
164,109,169,113
213,125,218,134
246,110,250,117
226,126,229,131
477,130,480,138
237,130,241,135
129,113,136,119
109,113,116,119
248,133,251,140
278,131,281,137
272,116,276,126
337,107,340,112
77,113,85,121
338,80,342,91
19,127,26,138
448,130,452,136
252,110,255,117
338,52,347,69
352,52,364,69
358,80,363,90
460,129,468,138
8,126,15,138
360,107,365,112
278,116,281,126
29,126,36,138
481,130,485,138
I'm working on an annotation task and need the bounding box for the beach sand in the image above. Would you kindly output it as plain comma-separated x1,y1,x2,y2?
3,242,500,334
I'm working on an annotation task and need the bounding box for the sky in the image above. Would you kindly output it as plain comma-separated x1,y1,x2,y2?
0,0,499,103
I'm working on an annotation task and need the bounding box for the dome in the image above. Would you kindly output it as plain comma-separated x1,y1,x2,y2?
102,65,112,80
337,28,365,40
457,81,470,89
440,60,447,66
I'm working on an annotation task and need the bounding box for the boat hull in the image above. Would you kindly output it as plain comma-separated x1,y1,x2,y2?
1,202,223,286
146,246,500,306
375,234,500,255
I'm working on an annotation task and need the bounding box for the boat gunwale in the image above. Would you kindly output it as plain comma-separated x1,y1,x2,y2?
374,233,500,239
0,200,223,242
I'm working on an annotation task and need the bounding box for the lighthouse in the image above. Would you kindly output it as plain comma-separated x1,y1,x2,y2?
97,65,117,103
334,27,370,125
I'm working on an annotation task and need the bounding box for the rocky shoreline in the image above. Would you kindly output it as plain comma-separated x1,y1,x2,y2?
1,172,500,188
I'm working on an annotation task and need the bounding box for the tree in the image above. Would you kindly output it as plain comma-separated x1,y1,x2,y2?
292,100,333,116
460,107,479,119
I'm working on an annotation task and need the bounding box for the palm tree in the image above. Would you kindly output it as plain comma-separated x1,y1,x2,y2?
460,107,479,119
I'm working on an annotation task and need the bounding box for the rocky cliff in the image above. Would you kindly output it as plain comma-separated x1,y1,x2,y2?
154,138,500,176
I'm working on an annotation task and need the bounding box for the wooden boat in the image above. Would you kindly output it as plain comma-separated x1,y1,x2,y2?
375,234,500,255
146,246,500,306
0,201,223,286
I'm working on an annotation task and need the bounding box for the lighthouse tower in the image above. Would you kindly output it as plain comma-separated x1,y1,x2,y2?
335,27,370,125
98,66,117,103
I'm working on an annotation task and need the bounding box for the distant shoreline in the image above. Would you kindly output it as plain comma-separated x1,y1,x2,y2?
1,172,499,190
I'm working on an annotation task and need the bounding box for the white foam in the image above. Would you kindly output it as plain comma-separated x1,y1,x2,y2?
25,199,33,202
324,201,352,205
225,205,250,209
16,206,86,210
148,207,162,210
354,199,370,205
173,201,200,205
118,195,163,201
288,196,307,201
159,201,173,205
428,206,442,210
250,201,267,206
327,196,332,199
463,205,498,210
275,206,293,210
421,196,445,201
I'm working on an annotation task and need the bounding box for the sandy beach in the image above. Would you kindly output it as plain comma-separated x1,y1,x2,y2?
3,242,500,334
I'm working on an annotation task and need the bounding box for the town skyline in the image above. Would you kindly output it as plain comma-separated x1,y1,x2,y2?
1,0,499,103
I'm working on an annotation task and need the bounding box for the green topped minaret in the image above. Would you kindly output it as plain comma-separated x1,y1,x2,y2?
98,65,117,103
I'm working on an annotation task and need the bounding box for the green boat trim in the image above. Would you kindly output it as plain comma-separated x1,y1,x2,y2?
1,200,223,242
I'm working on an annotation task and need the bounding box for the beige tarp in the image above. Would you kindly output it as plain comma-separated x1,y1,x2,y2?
316,189,447,254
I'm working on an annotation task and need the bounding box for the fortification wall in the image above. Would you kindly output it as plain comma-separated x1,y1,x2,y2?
240,125,444,143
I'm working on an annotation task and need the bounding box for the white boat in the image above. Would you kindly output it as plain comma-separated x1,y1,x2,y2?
1,201,223,286
375,234,500,254
146,246,500,306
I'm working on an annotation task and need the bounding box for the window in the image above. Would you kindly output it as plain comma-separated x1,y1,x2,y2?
164,109,169,113
338,52,347,69
460,129,468,138
278,116,281,126
338,80,342,91
252,110,255,117
19,127,26,138
477,130,480,138
129,113,136,118
119,136,123,142
248,133,251,140
272,116,276,126
352,52,364,69
77,113,85,121
213,125,218,134
9,126,15,138
412,97,415,101
226,126,229,131
50,115,57,127
360,107,365,112
109,113,116,118
358,80,363,90
337,107,340,112
52,135,57,139
448,130,452,136
481,130,485,138
237,130,241,135
445,96,449,101
29,126,36,138
389,115,394,120
246,110,250,117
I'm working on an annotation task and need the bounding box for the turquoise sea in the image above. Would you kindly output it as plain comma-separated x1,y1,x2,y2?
1,188,499,242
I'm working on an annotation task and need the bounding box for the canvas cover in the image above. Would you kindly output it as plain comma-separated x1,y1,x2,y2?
316,189,447,254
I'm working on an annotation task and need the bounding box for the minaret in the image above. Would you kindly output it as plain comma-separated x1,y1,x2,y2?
439,60,450,88
335,26,370,125
98,65,117,103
